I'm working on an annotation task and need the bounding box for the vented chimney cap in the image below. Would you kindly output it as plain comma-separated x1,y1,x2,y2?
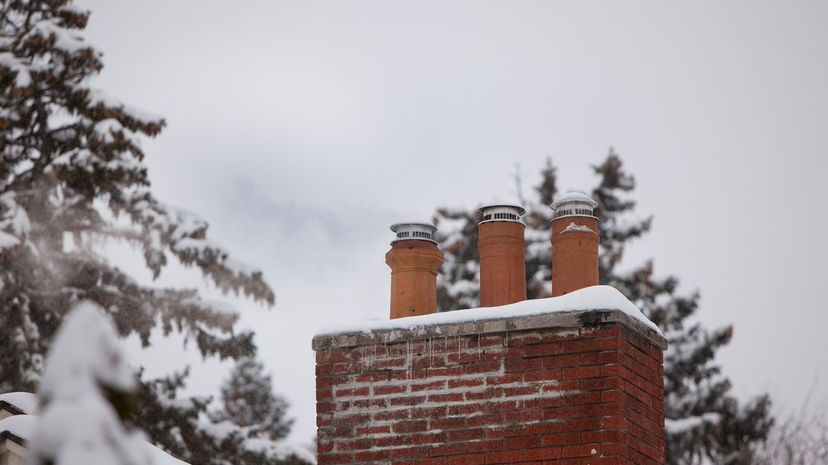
478,203,526,224
551,192,598,219
390,222,438,244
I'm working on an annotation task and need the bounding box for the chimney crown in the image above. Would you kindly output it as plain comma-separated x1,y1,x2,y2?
550,191,598,218
478,203,526,224
390,222,437,244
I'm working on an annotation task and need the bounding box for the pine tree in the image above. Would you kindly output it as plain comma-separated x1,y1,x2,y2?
0,2,309,464
590,149,772,465
432,150,773,464
29,301,153,465
213,357,294,441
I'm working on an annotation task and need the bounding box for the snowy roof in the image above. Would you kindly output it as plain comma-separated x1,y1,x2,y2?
550,191,598,209
314,285,664,349
0,392,37,415
0,397,190,465
0,414,34,444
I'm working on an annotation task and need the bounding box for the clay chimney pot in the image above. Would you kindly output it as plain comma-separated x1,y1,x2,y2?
477,204,527,307
550,192,600,296
386,222,443,319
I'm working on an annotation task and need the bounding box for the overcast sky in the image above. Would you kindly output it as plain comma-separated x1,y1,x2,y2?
78,0,827,443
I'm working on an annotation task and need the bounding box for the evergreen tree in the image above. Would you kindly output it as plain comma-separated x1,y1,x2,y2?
0,2,309,464
590,149,772,465
213,357,294,441
29,301,152,465
432,149,773,464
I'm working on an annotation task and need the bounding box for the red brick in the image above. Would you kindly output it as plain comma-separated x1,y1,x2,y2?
412,380,446,392
479,335,505,347
355,425,390,435
336,438,372,451
542,353,581,368
524,447,562,460
393,420,429,434
428,393,463,403
504,357,542,372
390,396,426,406
562,365,601,379
523,342,562,357
334,386,369,397
429,366,464,377
375,384,407,395
562,443,600,458
486,373,522,385
448,378,483,389
523,369,562,382
486,450,523,463
463,360,502,374
317,452,353,465
315,322,666,465
445,453,485,465
445,428,486,442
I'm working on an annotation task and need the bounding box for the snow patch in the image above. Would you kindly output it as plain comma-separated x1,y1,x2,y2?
29,302,156,465
0,392,38,414
37,302,136,402
317,285,662,336
0,414,35,439
665,412,722,433
561,222,595,234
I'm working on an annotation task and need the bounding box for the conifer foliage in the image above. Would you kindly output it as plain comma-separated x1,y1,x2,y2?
0,1,307,464
433,150,772,464
213,357,294,441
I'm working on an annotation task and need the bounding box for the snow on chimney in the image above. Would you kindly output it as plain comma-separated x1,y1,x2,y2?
550,192,600,297
314,203,667,465
313,287,667,465
385,222,443,319
477,203,527,307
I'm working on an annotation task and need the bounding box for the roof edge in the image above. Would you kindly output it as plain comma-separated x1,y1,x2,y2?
312,308,667,351
0,401,26,416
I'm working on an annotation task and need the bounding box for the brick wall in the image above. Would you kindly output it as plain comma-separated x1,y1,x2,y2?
314,309,666,465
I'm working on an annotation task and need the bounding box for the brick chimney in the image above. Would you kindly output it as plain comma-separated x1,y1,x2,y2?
550,192,600,297
478,204,527,307
314,287,667,465
385,222,444,319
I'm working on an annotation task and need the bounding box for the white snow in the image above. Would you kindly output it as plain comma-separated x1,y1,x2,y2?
23,19,88,53
561,222,595,234
316,285,662,336
0,52,31,87
37,302,136,402
665,412,722,433
0,412,187,465
0,392,38,414
447,279,477,297
246,437,316,463
93,118,125,143
0,231,20,250
554,191,596,204
145,443,189,465
28,302,155,465
0,414,35,439
87,89,163,124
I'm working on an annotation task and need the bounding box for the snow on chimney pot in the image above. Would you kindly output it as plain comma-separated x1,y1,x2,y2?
478,203,527,307
385,222,443,319
550,192,600,296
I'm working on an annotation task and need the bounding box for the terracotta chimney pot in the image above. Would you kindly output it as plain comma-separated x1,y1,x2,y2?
550,192,599,296
385,222,443,319
478,204,527,307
